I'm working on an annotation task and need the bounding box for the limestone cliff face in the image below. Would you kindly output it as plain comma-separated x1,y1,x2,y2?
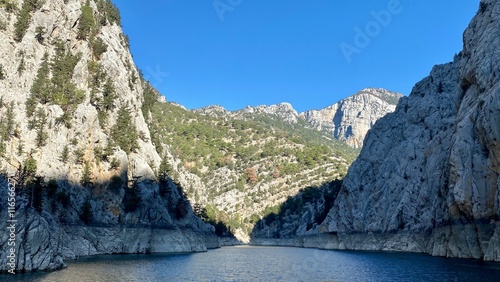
299,88,403,148
0,0,216,273
237,102,299,124
320,0,500,261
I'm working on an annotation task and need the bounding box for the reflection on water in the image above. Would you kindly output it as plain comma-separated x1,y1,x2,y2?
5,246,500,281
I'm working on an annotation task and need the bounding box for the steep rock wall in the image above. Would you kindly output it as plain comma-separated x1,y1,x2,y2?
299,88,403,148
320,0,500,261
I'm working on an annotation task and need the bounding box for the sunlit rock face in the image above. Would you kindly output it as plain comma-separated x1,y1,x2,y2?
299,88,403,148
0,0,216,273
321,0,500,261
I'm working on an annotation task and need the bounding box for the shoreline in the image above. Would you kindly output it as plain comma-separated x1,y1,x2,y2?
250,222,500,263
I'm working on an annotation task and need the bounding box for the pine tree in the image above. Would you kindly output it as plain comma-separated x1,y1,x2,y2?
60,145,69,163
4,101,15,140
0,64,5,80
51,42,82,106
111,106,139,154
77,0,94,40
80,161,93,187
35,108,48,148
102,78,117,111
79,200,93,224
30,52,51,104
14,0,41,42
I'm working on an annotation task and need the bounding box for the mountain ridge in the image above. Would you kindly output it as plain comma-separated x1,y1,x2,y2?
251,0,500,263
194,87,403,149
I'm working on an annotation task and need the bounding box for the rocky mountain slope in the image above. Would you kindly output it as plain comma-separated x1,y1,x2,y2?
289,0,500,262
0,0,217,273
145,100,358,242
299,88,403,148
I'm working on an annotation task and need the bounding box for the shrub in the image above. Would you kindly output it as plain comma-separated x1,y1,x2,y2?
108,175,123,192
110,157,120,170
0,19,6,31
245,167,258,184
1,0,17,13
91,37,107,59
480,2,488,13
16,142,23,156
74,147,84,164
17,56,25,75
35,26,44,43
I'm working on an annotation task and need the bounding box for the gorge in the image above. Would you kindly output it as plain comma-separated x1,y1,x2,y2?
0,0,498,276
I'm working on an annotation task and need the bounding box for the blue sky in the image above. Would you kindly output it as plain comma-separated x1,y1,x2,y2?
114,0,479,112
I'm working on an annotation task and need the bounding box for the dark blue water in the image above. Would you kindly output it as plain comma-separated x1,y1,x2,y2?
5,246,500,281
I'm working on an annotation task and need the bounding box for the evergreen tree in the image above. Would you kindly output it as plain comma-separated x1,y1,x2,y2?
80,161,93,187
77,0,94,40
35,108,48,148
4,101,15,141
29,176,45,212
80,200,93,224
102,78,117,111
60,145,69,163
14,0,41,42
30,52,51,104
51,42,82,103
0,138,5,158
111,106,139,154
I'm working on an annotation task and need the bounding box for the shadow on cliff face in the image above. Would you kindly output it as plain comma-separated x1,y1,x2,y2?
250,179,342,239
0,162,213,230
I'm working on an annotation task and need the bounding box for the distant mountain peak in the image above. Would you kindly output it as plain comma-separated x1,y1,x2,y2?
299,88,403,148
239,102,299,123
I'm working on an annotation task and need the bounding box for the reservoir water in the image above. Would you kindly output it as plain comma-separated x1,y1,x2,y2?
7,246,500,281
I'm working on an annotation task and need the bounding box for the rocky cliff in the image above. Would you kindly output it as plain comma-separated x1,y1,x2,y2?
0,0,217,273
299,88,403,148
315,0,500,261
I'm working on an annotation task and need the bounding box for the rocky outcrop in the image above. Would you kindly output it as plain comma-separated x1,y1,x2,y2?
237,102,299,124
299,88,403,148
0,0,217,273
317,0,500,261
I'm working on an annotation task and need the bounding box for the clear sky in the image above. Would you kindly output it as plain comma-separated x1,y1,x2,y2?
113,0,479,113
